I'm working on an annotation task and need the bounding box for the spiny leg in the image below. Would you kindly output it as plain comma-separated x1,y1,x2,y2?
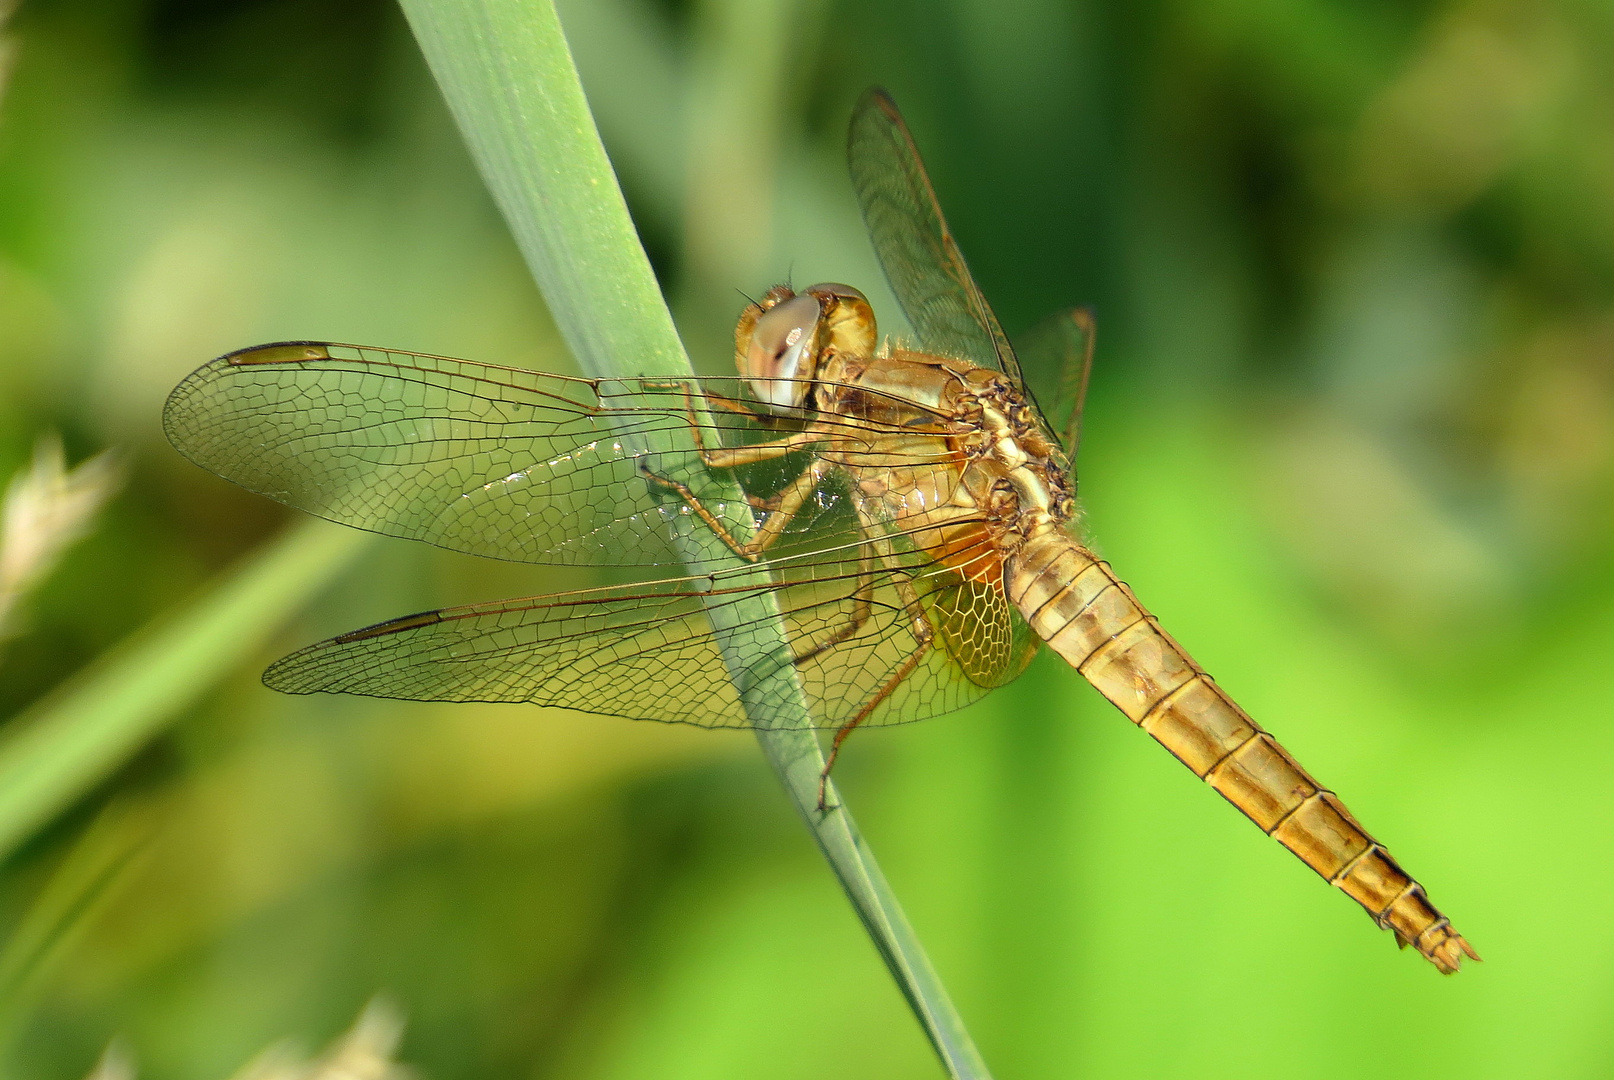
641,458,828,562
743,461,829,555
637,381,834,556
817,637,931,811
641,378,758,418
654,379,826,469
817,565,934,812
639,467,760,561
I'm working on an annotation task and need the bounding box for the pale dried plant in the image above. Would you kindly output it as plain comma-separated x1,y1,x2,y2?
81,1041,136,1080
0,0,14,115
227,998,410,1080
0,436,122,637
81,999,409,1080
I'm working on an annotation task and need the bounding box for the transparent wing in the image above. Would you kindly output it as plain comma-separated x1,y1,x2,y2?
163,341,949,569
264,537,1038,730
1015,307,1095,481
847,88,1024,384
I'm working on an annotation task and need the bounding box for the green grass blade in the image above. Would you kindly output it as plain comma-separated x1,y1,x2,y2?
394,2,992,1075
0,520,369,864
0,801,150,1030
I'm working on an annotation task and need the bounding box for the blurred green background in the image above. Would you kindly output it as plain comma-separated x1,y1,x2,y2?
0,0,1609,1076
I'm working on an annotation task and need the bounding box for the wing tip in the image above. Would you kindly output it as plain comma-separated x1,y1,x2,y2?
858,85,898,113
261,653,318,695
851,86,908,140
262,609,448,695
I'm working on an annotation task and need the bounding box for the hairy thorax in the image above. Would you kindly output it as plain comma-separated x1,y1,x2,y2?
815,348,1076,581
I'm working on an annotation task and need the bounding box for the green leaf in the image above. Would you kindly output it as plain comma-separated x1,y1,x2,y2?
0,520,369,864
394,2,992,1075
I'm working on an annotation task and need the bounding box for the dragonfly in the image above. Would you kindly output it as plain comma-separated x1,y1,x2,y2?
164,88,1475,974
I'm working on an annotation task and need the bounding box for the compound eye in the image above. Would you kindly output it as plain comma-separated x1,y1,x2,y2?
803,282,867,304
742,292,820,410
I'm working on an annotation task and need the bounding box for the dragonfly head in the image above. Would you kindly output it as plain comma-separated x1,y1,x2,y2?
737,283,875,411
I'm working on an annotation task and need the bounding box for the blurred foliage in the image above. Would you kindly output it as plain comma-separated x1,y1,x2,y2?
0,0,1611,1077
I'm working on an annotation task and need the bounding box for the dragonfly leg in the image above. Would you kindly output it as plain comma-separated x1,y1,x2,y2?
639,468,759,561
661,381,828,469
792,543,876,667
695,425,822,470
640,379,759,419
745,460,830,555
640,458,828,561
817,570,934,812
688,386,760,417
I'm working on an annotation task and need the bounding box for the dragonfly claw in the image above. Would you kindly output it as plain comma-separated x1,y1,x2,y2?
815,773,839,814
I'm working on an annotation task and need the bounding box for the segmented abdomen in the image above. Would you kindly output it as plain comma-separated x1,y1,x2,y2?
1005,532,1477,973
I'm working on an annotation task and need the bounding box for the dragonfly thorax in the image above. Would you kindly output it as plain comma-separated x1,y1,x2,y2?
833,347,1078,577
962,376,1078,550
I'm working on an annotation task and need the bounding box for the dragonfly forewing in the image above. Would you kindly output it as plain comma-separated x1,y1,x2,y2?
163,342,921,570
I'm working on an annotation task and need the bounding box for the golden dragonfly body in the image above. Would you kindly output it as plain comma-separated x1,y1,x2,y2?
164,90,1474,973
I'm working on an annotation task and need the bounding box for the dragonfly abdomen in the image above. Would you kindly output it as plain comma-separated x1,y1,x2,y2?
1004,531,1477,973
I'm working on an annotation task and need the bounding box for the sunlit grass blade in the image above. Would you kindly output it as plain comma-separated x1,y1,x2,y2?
394,1,991,1074
0,520,369,864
